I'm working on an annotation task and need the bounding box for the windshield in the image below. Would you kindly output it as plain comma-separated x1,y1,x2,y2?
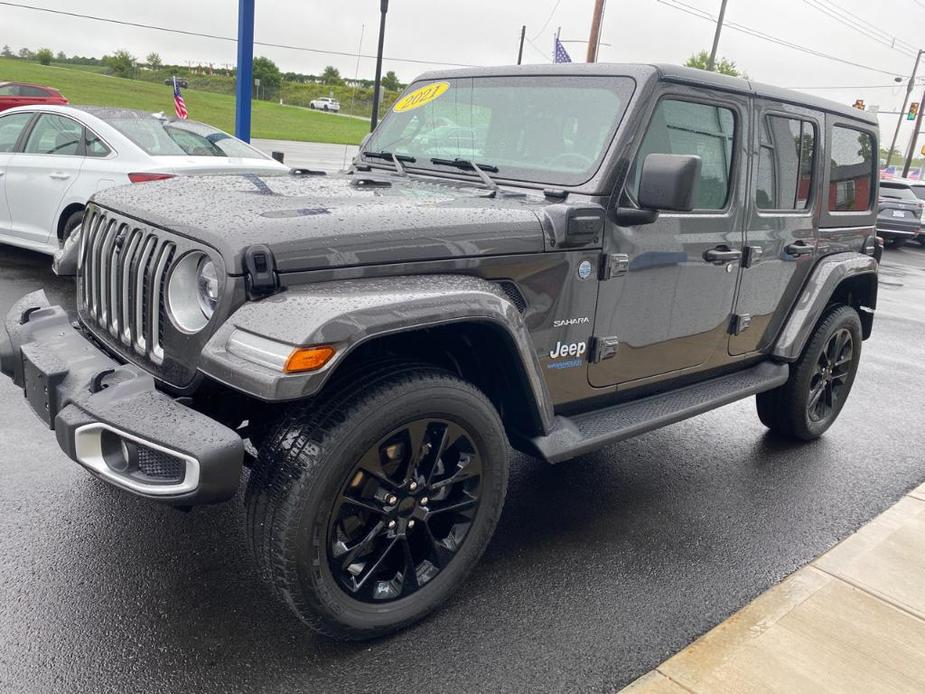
364,75,635,186
880,183,919,202
105,116,268,158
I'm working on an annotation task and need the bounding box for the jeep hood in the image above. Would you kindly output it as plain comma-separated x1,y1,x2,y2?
91,172,548,273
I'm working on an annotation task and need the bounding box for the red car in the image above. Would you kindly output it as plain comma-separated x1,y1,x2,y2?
0,82,68,112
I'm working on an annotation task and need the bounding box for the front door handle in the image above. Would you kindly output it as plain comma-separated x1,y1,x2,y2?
49,172,70,180
785,241,814,256
703,245,742,264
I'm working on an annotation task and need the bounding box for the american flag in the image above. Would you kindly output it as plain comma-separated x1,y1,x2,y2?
172,77,188,119
554,37,572,63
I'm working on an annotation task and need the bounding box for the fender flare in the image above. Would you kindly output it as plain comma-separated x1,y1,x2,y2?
200,274,555,433
772,252,878,362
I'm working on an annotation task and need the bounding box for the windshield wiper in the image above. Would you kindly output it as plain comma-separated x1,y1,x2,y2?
430,158,500,193
363,150,415,176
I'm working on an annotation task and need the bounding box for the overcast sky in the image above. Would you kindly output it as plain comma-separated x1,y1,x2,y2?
3,0,923,152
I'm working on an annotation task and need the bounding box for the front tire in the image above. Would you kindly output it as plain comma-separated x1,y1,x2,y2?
60,209,83,244
246,366,509,640
756,304,862,441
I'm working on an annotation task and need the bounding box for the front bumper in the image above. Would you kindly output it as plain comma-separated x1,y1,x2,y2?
0,290,243,505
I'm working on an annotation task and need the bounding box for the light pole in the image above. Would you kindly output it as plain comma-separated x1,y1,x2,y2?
902,84,925,178
887,49,923,168
370,0,389,132
707,0,729,71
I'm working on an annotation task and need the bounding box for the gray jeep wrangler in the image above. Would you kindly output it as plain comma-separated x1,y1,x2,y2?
0,64,880,639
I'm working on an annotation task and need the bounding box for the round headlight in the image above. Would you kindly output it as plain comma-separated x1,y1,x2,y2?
197,258,219,319
167,252,219,334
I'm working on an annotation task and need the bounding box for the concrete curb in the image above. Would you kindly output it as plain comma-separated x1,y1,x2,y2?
622,480,925,694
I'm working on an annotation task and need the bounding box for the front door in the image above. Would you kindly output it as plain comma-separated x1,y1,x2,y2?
589,89,749,388
729,100,822,355
0,111,35,234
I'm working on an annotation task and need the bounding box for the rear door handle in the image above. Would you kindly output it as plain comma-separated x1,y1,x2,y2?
785,241,814,256
703,245,742,264
49,172,70,180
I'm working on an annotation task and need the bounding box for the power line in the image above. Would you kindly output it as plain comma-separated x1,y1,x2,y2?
656,0,908,78
802,0,916,57
530,0,561,41
0,0,478,68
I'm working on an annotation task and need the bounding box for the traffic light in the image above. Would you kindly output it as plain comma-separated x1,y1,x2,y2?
908,102,919,121
853,99,866,110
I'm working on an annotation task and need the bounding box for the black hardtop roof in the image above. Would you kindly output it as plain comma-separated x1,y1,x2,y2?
412,62,879,126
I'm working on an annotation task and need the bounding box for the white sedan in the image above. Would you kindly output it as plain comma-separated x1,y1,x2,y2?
0,105,289,255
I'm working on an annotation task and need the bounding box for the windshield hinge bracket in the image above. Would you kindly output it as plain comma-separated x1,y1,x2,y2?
599,253,629,280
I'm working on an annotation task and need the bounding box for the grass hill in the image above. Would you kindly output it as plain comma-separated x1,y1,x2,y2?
0,58,370,145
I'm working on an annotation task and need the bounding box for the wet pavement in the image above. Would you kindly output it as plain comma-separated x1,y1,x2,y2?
0,243,923,693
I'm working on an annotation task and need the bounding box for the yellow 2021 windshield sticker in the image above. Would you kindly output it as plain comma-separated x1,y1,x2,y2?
393,82,450,113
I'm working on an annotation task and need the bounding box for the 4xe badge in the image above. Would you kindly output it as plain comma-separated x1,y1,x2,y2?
547,340,587,370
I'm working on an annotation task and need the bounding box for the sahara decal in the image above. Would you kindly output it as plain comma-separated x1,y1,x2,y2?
393,82,450,113
553,317,591,328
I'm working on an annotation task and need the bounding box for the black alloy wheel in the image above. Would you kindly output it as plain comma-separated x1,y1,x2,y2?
807,328,853,423
328,419,482,602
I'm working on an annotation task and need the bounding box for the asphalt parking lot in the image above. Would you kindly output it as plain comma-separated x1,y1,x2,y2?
1,243,924,694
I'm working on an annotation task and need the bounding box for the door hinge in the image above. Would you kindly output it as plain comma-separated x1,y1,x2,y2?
742,245,763,268
730,313,752,335
590,336,620,363
599,253,629,280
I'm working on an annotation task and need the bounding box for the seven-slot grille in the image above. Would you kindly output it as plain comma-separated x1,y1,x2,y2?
78,207,176,365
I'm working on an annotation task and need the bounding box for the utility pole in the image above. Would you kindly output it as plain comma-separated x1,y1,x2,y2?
887,49,923,168
707,0,729,71
370,0,389,132
586,0,606,63
517,25,526,65
902,84,925,178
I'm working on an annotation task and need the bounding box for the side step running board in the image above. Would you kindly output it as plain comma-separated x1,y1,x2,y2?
523,362,789,464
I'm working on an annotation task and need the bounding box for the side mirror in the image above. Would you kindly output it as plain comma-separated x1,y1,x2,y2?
638,153,702,212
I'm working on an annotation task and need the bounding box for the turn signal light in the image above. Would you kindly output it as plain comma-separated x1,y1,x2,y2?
284,345,336,373
128,172,175,184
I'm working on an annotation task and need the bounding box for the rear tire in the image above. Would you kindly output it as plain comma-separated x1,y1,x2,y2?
245,365,509,640
756,305,862,441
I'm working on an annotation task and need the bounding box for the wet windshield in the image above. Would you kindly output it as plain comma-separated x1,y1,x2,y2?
105,115,268,158
364,75,635,186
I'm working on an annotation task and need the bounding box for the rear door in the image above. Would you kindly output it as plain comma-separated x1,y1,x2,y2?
5,112,85,245
0,111,36,234
590,87,748,387
729,100,822,355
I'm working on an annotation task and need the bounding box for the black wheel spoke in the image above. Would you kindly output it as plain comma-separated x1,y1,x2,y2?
400,537,420,595
808,381,825,411
422,523,454,569
335,520,387,571
404,420,432,483
339,494,385,516
428,494,478,516
356,448,399,489
353,537,399,591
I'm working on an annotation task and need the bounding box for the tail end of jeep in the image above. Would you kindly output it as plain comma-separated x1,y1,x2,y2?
0,64,880,639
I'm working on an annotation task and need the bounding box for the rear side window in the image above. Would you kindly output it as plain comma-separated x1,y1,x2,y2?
879,184,918,202
85,131,111,157
18,86,50,97
0,84,17,96
629,99,736,210
829,126,874,212
756,116,815,210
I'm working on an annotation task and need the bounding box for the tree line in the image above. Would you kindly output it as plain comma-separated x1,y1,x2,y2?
0,45,404,98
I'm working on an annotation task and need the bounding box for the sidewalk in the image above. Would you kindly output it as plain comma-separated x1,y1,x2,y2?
623,481,925,694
